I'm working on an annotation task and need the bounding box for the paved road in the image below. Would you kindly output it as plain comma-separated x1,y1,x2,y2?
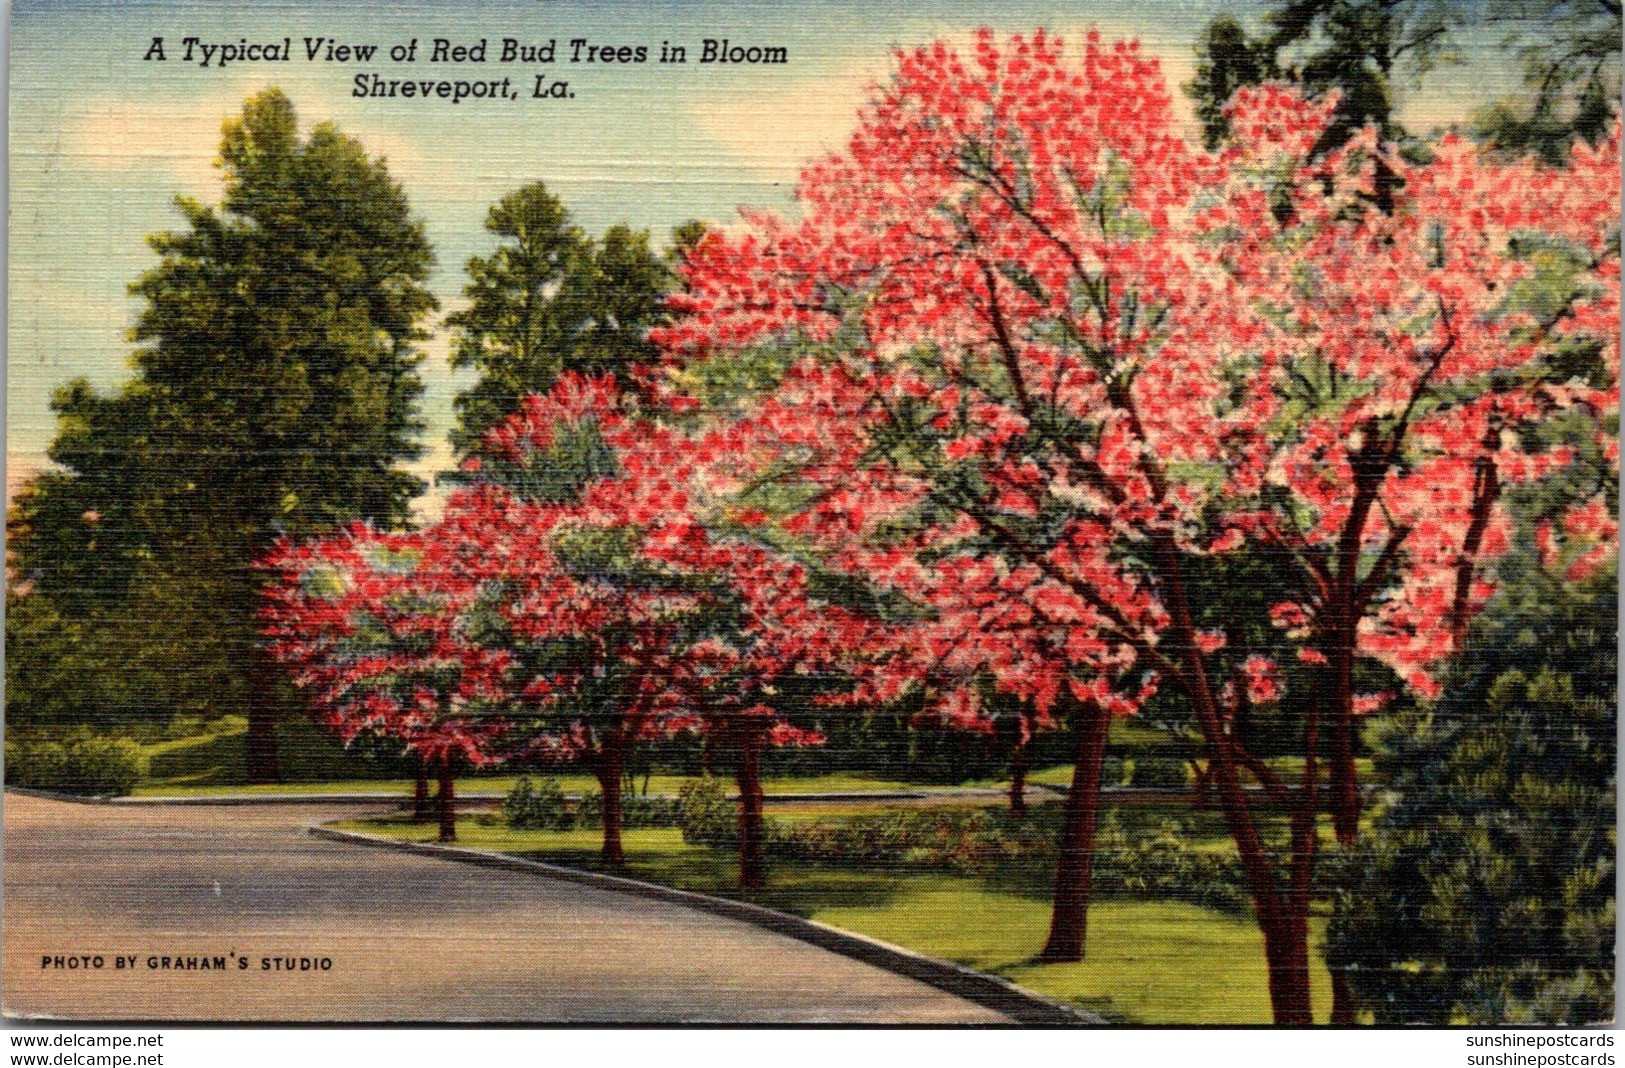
2,793,1007,1023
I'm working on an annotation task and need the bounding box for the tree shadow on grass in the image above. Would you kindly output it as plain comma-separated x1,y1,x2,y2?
515,847,911,917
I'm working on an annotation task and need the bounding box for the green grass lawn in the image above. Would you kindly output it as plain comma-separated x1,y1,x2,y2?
130,712,1197,799
133,718,980,798
137,717,413,788
340,812,1331,1024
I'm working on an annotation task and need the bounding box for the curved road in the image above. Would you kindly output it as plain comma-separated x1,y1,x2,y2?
2,793,1007,1023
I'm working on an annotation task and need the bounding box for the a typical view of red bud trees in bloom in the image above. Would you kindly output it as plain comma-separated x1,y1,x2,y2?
252,29,1618,1025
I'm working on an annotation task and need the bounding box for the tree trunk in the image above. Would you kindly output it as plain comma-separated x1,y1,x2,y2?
244,642,281,785
735,729,767,889
1231,681,1252,752
1260,908,1315,1025
1448,453,1499,653
1155,534,1314,1023
436,756,456,843
1326,639,1360,847
1197,701,1317,1025
412,756,431,823
1008,731,1031,820
1330,968,1356,1025
1037,697,1110,963
596,741,626,866
1312,446,1500,1027
1328,721,1359,847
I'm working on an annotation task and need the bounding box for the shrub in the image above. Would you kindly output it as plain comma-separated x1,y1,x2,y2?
1325,565,1617,1025
674,795,1259,910
765,806,1053,875
678,775,734,844
502,777,573,830
163,715,208,741
1091,813,1249,912
1124,755,1192,789
576,790,682,829
4,734,148,796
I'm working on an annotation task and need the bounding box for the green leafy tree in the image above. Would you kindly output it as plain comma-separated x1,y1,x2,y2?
447,183,680,450
8,383,163,617
1187,16,1282,150
9,89,438,780
1473,0,1622,163
1324,556,1617,1024
8,351,250,733
447,182,590,449
1188,0,1619,159
1187,0,1457,152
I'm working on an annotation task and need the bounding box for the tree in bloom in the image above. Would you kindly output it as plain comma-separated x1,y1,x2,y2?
262,525,514,841
656,29,1194,970
1172,81,1619,1024
655,28,1619,1023
1216,101,1621,862
431,376,699,864
448,374,867,880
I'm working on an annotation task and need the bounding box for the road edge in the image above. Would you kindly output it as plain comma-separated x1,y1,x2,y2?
308,822,1104,1027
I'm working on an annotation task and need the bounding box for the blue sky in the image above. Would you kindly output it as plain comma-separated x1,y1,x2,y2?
7,0,1524,513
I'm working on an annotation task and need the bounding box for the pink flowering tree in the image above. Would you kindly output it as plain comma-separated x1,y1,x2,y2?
654,28,1619,1022
262,525,515,842
1216,108,1621,862
446,375,872,882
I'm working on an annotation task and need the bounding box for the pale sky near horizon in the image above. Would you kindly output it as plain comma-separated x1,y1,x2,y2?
7,0,1525,516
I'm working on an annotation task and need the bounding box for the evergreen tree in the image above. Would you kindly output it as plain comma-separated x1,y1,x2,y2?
1187,0,1619,159
1325,557,1617,1024
8,89,438,779
446,182,685,450
8,279,250,735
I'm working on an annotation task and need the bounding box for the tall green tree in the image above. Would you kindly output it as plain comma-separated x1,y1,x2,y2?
1187,0,1620,158
8,344,248,732
1187,16,1282,150
9,89,438,780
446,182,681,450
8,382,162,618
1473,0,1622,162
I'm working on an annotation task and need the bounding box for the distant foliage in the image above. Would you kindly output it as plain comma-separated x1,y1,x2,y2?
1122,756,1191,789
